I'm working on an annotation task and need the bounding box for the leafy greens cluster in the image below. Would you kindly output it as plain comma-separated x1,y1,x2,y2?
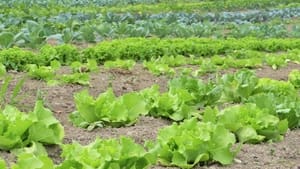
0,100,64,150
70,88,148,129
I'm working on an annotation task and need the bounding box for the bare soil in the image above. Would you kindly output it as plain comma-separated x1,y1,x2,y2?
0,63,299,169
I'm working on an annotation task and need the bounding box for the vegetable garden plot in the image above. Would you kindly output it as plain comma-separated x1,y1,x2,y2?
0,63,299,169
1,0,300,168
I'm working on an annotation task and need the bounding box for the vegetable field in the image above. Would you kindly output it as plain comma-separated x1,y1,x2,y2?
0,0,300,169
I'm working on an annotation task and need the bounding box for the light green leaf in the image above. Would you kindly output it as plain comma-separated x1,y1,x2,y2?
28,100,64,144
0,64,6,77
0,158,6,169
74,90,97,123
236,126,265,143
0,32,14,48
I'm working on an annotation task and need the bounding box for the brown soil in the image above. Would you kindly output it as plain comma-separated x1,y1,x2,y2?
0,63,300,169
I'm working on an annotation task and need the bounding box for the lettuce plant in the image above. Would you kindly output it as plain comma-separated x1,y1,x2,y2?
151,118,236,168
0,100,64,150
203,104,288,143
70,88,148,129
57,137,155,169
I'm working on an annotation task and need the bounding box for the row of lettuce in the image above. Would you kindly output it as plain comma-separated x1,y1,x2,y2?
1,1,300,169
19,48,300,86
70,69,300,130
1,69,300,168
143,48,300,76
2,38,300,71
3,37,300,87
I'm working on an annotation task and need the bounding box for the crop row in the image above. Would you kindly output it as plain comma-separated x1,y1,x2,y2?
143,49,300,76
0,0,170,7
19,48,300,85
70,69,300,129
1,0,299,16
2,20,300,48
2,3,300,48
1,69,300,168
0,48,295,90
55,69,300,167
3,7,300,25
2,38,300,70
2,0,293,8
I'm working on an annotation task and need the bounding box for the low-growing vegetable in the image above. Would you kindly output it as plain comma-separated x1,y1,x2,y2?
58,73,90,86
0,158,6,169
57,137,155,169
28,100,64,145
70,88,148,129
27,61,91,86
254,78,296,97
143,61,175,76
0,100,64,150
104,59,136,70
11,142,55,169
288,69,300,88
27,60,61,81
264,55,287,70
168,76,222,108
70,59,98,73
220,69,258,103
248,93,300,128
151,118,236,168
0,106,33,150
203,104,288,143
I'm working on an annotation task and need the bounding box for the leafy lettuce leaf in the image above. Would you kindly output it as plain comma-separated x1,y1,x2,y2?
203,104,288,143
146,89,195,121
0,157,6,169
220,69,258,103
143,61,175,76
58,137,155,169
288,69,300,88
28,100,64,145
248,93,300,128
58,73,90,86
11,142,55,169
254,78,296,97
168,76,222,107
152,118,236,168
0,106,33,150
70,88,147,128
0,100,64,150
104,59,136,70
